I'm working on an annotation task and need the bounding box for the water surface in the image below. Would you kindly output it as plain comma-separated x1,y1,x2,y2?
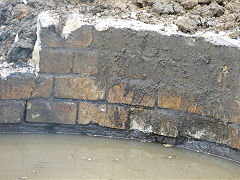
0,134,239,179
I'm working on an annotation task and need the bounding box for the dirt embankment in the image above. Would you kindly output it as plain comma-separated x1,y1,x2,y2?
0,0,239,65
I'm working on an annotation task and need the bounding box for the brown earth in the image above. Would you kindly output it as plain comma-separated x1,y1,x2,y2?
0,0,239,64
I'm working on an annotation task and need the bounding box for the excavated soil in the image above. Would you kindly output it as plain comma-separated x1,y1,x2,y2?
0,0,239,65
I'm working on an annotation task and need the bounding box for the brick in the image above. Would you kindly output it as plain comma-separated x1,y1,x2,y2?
26,99,77,124
0,100,25,123
39,50,73,73
41,25,93,48
228,123,240,150
129,108,228,144
54,76,105,100
31,75,53,98
211,100,240,124
130,108,179,137
0,75,34,99
158,85,203,115
73,51,99,75
0,74,53,100
78,102,128,129
108,80,155,107
69,25,93,48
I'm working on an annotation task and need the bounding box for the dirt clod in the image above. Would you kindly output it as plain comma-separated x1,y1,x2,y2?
153,0,184,15
177,16,198,33
181,0,198,10
201,2,225,17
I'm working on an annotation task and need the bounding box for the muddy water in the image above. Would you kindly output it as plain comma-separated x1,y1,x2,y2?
0,134,239,180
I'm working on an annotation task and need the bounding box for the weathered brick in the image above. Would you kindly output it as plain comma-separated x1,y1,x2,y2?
108,79,155,107
78,102,128,129
26,99,77,124
228,123,240,149
130,108,228,144
39,50,73,73
41,25,93,48
158,85,203,115
130,108,179,137
69,25,93,48
211,99,240,124
0,100,25,123
0,75,34,99
0,74,53,100
73,51,99,75
31,75,53,98
54,76,105,100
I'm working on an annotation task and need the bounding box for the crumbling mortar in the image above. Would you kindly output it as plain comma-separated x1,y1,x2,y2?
22,100,28,122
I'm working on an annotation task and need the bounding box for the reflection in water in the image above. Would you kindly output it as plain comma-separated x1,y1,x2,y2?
0,134,239,179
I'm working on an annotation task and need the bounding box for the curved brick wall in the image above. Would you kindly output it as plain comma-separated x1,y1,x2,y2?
0,20,240,161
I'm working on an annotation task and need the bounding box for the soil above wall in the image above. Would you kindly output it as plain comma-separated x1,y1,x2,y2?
0,0,240,65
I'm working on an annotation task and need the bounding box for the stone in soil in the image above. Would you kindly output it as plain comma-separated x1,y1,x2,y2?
7,41,33,63
200,2,225,17
177,16,198,33
152,0,184,15
181,0,198,10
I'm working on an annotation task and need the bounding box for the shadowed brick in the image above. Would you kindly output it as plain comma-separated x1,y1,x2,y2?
41,25,93,48
73,51,99,75
0,100,25,123
39,50,73,73
26,99,77,124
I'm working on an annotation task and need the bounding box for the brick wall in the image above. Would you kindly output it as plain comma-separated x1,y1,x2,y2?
0,24,239,151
